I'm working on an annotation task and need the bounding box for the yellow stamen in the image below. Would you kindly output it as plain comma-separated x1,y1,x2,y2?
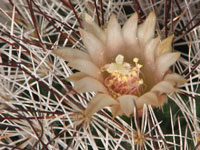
133,57,139,63
102,55,144,97
137,64,143,69
139,79,144,84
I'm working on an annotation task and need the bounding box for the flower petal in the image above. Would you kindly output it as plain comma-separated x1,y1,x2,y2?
66,72,86,82
122,13,138,46
53,47,91,62
156,52,181,79
137,92,159,108
82,13,106,42
138,11,156,44
73,77,108,93
164,73,187,86
151,80,175,94
106,14,124,58
157,95,168,106
79,28,106,67
118,95,138,116
111,104,123,117
68,59,103,80
156,35,174,57
85,94,117,117
144,36,160,65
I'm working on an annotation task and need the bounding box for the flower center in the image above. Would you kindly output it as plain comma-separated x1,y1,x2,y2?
101,54,144,98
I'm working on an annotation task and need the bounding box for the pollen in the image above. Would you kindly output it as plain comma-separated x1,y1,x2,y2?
133,57,139,63
102,54,145,98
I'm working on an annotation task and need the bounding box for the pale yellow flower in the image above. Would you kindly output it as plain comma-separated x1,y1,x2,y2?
53,12,186,118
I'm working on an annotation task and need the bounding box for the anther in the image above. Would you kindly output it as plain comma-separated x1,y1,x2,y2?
102,55,144,97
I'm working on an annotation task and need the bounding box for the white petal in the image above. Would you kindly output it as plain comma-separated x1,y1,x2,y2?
66,72,86,82
158,95,168,106
53,47,90,62
144,36,160,65
137,92,158,108
156,52,181,79
138,12,156,44
73,77,108,93
118,95,137,116
151,80,175,94
156,35,174,57
79,28,106,67
85,94,117,117
122,13,138,46
106,14,124,58
111,104,123,117
82,13,106,42
68,59,103,80
164,73,187,86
